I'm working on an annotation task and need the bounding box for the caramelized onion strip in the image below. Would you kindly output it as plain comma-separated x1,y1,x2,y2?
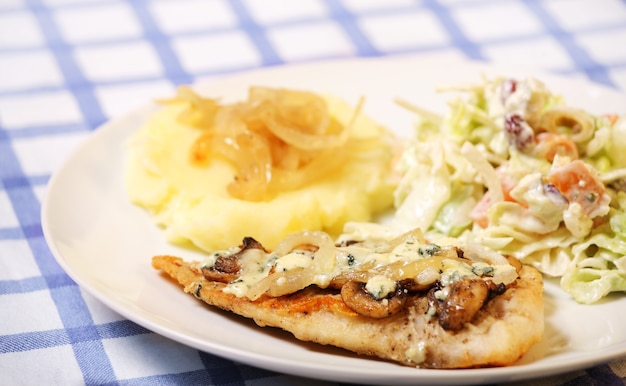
265,114,349,150
273,231,336,272
246,267,318,300
225,132,273,201
248,87,331,136
269,148,348,192
245,231,338,300
157,85,219,128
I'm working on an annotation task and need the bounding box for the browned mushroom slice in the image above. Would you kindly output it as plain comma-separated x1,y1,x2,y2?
202,237,267,283
340,280,408,319
438,278,489,331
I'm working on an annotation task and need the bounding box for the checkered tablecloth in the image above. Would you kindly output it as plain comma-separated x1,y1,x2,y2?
2,0,626,385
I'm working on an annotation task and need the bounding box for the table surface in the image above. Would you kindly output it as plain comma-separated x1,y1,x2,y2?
2,0,626,385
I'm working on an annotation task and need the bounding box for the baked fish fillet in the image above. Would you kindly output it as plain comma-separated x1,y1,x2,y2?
152,253,543,369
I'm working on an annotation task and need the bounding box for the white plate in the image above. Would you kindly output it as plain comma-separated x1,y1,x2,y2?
42,55,626,385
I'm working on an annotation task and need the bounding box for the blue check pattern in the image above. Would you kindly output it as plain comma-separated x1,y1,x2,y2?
1,0,626,385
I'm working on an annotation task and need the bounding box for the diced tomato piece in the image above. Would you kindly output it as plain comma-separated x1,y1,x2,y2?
547,160,606,217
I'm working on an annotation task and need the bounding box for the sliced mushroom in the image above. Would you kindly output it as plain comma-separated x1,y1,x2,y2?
340,280,408,319
438,278,489,331
202,237,266,283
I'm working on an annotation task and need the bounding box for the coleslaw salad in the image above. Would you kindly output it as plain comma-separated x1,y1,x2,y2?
391,76,626,304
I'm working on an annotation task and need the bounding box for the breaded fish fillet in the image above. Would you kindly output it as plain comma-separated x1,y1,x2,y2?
152,254,543,369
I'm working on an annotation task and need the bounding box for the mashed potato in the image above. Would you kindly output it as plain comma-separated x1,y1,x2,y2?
126,87,396,251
